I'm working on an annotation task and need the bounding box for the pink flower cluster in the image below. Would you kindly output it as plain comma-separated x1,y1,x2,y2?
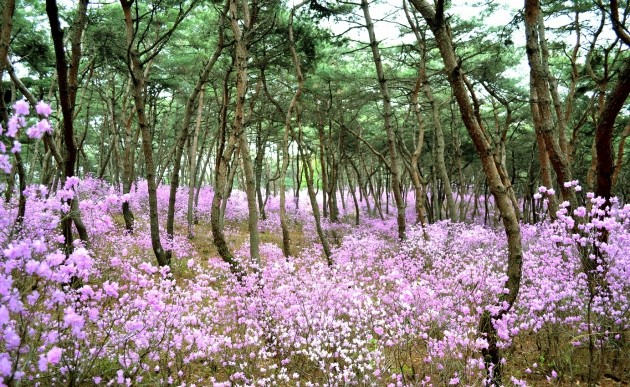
1,105,628,385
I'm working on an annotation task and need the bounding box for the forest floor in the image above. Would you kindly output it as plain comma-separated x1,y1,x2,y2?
3,181,629,386
169,212,630,386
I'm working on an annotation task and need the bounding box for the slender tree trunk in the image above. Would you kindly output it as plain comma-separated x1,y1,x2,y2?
524,0,576,207
187,89,204,238
47,0,90,254
410,1,523,382
0,0,26,235
211,117,241,276
423,79,457,222
119,79,139,232
278,1,309,257
254,123,268,220
229,0,260,268
345,165,360,226
0,0,15,69
317,110,329,219
612,121,630,188
361,0,406,239
120,0,168,266
167,8,226,252
298,121,332,265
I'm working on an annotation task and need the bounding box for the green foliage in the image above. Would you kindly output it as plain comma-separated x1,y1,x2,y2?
8,0,54,77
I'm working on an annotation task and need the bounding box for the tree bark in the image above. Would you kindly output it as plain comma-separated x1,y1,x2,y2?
409,0,523,382
187,89,204,238
228,0,260,268
46,0,90,253
166,3,226,253
298,120,332,265
0,0,15,74
524,0,577,207
594,59,630,204
361,0,406,240
120,0,168,266
278,0,309,257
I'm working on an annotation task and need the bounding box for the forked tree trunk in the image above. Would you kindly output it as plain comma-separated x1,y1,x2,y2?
167,5,226,251
46,0,90,254
399,4,430,226
409,0,523,382
210,116,242,276
524,0,612,299
524,0,577,207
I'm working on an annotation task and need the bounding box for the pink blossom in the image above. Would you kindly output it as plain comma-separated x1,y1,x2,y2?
103,281,119,297
6,116,23,137
26,119,52,139
47,347,63,365
63,307,85,335
11,140,21,153
36,101,52,117
0,305,9,326
12,99,29,115
38,354,49,372
64,176,81,190
0,356,13,376
0,154,11,173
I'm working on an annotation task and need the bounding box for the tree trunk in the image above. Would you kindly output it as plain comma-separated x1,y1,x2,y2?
278,0,309,257
611,121,630,188
423,78,457,222
46,0,90,254
524,0,577,207
298,122,332,265
410,0,523,382
361,0,406,239
254,122,268,220
119,78,139,232
345,165,360,226
120,0,168,266
167,7,226,251
229,0,260,268
187,89,204,238
594,59,630,204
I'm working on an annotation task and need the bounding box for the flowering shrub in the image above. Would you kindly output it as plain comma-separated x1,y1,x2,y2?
0,102,628,385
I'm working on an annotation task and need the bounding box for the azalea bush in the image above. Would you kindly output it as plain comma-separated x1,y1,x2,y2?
1,102,628,386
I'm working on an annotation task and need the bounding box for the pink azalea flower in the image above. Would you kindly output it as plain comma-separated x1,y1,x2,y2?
12,99,29,116
36,101,52,117
47,347,63,365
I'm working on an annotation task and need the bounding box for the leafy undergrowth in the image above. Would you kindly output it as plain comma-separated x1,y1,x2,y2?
0,177,629,386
